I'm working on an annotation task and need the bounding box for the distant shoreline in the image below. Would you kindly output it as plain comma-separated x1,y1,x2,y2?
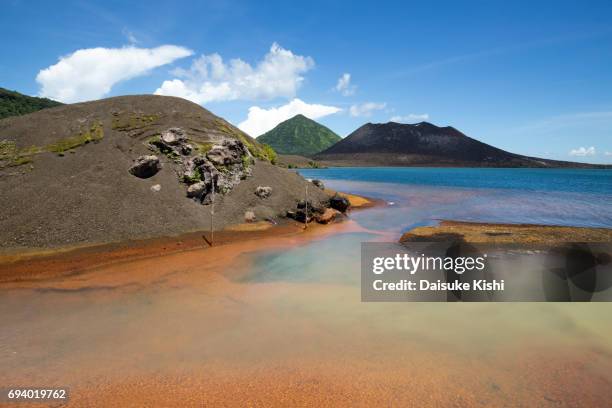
306,162,612,169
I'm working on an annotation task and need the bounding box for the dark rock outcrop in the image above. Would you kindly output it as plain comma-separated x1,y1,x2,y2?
207,139,250,166
287,210,311,223
311,179,325,190
178,139,253,204
161,128,186,145
297,199,325,214
329,194,351,212
186,181,207,199
182,156,219,203
129,155,161,178
287,200,326,223
315,208,338,224
151,127,193,156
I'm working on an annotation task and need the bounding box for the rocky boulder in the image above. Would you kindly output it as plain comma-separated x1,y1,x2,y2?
147,133,253,205
179,144,193,155
315,208,339,224
129,155,161,178
206,139,250,166
186,181,207,199
244,210,256,223
161,128,187,145
209,140,252,193
181,148,253,204
183,156,217,183
287,200,325,223
297,200,324,214
255,186,272,199
152,127,192,156
182,156,219,204
287,210,311,223
329,194,351,212
311,179,325,190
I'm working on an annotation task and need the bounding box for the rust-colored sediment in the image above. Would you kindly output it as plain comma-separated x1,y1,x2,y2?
5,348,612,407
400,220,612,244
0,221,386,290
2,208,611,407
0,191,382,284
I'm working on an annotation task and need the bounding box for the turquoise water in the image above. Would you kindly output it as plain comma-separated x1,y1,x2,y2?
238,167,611,285
300,167,612,194
299,167,612,229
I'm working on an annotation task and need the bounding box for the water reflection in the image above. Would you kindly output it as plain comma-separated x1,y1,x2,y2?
232,233,374,284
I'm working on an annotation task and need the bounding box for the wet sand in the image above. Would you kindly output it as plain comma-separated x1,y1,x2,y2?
1,199,612,406
400,220,612,244
2,252,611,407
60,349,612,407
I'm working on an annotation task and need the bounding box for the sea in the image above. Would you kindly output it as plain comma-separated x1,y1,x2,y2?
234,167,612,285
299,167,612,230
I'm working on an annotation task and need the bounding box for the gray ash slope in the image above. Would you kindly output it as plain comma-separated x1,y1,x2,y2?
0,95,328,250
315,121,607,168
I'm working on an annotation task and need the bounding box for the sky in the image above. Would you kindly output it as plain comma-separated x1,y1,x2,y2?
1,0,611,163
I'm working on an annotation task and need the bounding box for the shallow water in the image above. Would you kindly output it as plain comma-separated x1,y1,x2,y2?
300,167,612,229
1,168,611,405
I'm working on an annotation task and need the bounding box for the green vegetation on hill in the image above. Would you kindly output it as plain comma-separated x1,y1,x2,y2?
0,88,63,120
0,121,104,169
257,114,341,157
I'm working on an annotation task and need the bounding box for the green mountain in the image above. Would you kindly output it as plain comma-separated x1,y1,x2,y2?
257,114,341,157
0,88,63,120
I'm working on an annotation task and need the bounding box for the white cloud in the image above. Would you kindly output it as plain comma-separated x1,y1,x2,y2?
605,151,612,156
349,102,386,117
390,113,430,123
155,43,314,104
36,45,193,103
334,73,356,96
569,146,596,156
238,98,341,136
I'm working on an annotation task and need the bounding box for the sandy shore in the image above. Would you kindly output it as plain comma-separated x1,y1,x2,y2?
400,220,612,244
51,349,612,407
0,191,380,284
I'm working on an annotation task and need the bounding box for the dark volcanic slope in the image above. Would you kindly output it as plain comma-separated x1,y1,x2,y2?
0,95,328,250
257,114,341,156
315,121,605,168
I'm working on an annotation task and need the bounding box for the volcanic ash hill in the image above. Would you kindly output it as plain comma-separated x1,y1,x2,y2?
0,95,329,250
315,121,606,168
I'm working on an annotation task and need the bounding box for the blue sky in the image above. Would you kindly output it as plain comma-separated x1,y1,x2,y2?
2,0,611,163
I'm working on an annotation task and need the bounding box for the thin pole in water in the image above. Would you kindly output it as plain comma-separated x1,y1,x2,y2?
304,183,308,229
210,181,215,246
